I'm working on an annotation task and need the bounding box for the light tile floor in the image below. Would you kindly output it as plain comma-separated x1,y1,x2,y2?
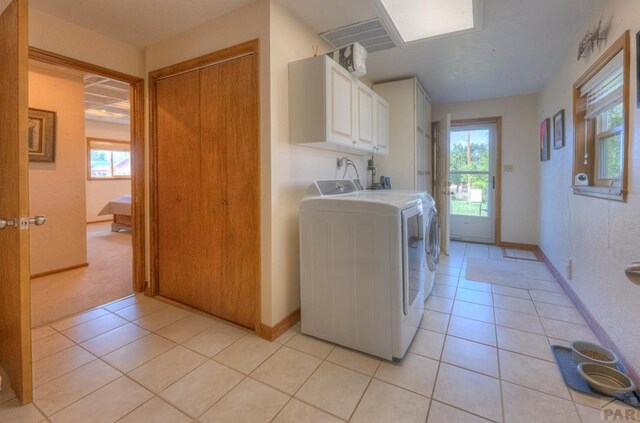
1,242,638,422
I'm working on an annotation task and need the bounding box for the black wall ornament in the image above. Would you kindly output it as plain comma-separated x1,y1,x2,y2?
578,19,607,61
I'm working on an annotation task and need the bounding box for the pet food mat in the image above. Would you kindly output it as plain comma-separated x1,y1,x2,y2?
551,345,640,408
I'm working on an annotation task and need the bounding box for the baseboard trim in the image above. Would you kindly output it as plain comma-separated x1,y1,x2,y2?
538,248,640,387
259,308,301,342
31,263,89,279
498,242,544,261
497,241,537,250
87,219,113,224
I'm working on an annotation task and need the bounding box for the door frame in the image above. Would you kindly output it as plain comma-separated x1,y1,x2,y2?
148,39,261,332
29,47,146,292
450,117,503,245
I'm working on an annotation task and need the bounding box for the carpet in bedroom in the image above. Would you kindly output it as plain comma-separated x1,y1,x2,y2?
31,222,133,327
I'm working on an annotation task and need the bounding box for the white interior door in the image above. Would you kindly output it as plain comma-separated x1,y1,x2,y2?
449,123,497,243
434,114,451,255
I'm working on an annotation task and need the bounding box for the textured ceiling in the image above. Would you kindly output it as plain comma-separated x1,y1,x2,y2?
29,0,255,47
279,0,601,103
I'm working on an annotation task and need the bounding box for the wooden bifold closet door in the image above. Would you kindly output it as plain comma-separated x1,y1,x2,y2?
155,53,259,329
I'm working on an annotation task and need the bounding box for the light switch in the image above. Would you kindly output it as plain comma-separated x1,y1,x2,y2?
503,164,514,173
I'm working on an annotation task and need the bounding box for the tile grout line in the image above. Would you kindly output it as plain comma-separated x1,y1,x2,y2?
493,276,506,423
424,259,462,423
177,333,286,420
265,346,340,423
441,246,586,417
345,373,374,422
123,322,256,420
32,301,234,420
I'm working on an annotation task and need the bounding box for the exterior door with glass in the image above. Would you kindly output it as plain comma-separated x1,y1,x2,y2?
434,114,451,255
449,123,496,244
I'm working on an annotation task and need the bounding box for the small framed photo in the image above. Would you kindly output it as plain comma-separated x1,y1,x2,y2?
540,118,550,161
553,110,565,149
28,108,56,163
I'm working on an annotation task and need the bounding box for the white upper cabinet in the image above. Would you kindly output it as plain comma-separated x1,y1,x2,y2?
356,81,375,152
289,55,389,156
327,62,356,147
416,87,427,134
372,78,432,192
375,95,389,154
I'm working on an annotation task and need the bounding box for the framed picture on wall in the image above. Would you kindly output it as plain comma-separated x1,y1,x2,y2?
553,110,565,149
28,108,56,163
540,118,550,161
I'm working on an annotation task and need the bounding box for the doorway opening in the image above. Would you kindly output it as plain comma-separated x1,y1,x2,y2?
28,49,145,326
449,119,500,244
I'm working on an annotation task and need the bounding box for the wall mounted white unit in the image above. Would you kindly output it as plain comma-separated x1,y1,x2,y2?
299,180,439,360
373,78,431,192
289,55,389,156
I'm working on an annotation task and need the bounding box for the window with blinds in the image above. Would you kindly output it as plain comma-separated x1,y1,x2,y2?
572,31,630,200
580,51,623,120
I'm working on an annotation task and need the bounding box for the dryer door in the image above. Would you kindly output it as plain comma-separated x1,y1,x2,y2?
426,208,440,272
402,204,426,315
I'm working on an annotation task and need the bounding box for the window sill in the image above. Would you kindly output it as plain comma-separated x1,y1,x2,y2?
572,185,625,202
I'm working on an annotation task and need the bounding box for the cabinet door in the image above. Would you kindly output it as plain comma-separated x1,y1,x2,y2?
416,174,427,191
356,82,375,151
416,87,426,133
374,95,389,154
424,95,432,140
326,60,356,146
416,131,426,172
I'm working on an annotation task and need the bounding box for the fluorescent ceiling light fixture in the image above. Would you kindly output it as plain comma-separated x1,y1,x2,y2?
375,0,482,43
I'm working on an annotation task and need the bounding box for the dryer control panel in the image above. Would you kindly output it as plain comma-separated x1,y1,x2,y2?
314,180,359,196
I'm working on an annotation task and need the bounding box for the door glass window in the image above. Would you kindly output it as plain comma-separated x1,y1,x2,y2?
449,129,491,217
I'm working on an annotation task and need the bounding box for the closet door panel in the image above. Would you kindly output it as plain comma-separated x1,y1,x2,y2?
200,54,259,329
156,71,204,309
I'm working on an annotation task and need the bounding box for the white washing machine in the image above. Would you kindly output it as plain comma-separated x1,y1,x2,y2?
299,180,440,361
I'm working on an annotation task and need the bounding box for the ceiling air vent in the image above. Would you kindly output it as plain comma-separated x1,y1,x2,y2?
320,18,398,53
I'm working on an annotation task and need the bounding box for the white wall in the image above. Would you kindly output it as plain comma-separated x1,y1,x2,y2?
29,67,87,275
538,0,640,375
85,120,131,222
433,94,540,245
269,0,368,325
29,9,145,78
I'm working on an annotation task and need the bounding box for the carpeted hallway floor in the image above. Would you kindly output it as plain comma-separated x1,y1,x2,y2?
31,222,133,327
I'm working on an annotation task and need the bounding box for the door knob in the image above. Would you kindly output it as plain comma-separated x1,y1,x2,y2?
29,215,47,226
625,262,640,286
0,218,16,230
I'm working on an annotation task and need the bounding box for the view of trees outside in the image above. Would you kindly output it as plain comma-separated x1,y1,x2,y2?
450,129,490,217
90,149,131,178
598,102,623,180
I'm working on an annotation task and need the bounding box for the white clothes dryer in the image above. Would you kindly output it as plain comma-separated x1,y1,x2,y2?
299,180,439,361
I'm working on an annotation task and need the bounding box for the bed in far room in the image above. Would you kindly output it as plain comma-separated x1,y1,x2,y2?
98,194,132,232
